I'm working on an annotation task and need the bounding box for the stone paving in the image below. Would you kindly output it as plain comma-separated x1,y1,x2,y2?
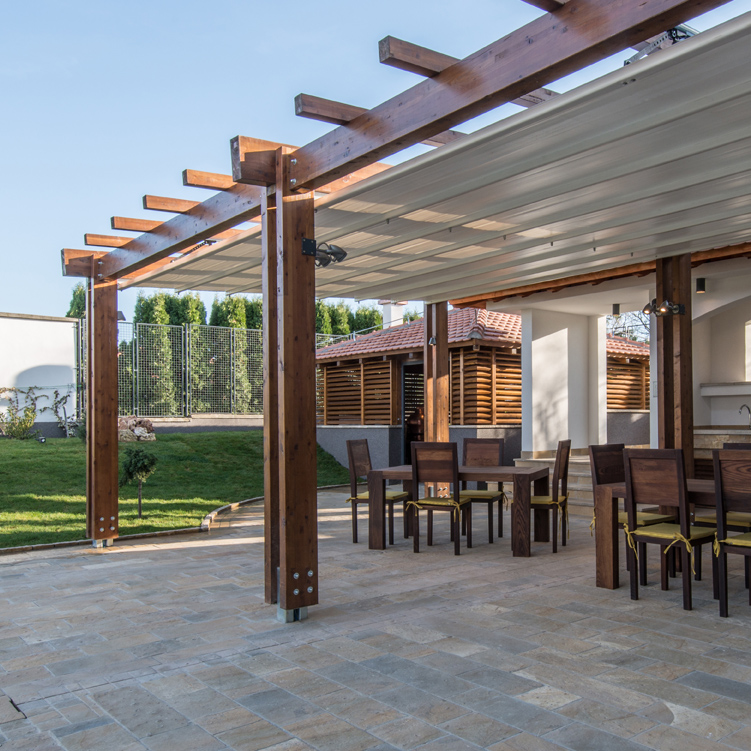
1,490,751,750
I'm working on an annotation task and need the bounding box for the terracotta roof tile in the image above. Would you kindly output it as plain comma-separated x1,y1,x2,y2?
317,309,648,361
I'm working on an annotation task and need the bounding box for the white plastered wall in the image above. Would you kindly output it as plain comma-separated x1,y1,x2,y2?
521,309,607,452
0,313,79,422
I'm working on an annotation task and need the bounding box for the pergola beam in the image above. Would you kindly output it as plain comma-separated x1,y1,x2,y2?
288,0,730,189
84,234,133,248
143,195,200,213
111,215,242,241
295,93,465,147
378,35,560,108
98,184,264,278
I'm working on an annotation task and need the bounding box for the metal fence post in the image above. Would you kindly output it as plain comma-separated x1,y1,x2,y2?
134,323,139,417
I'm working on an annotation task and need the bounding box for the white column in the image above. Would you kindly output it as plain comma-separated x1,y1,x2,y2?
380,300,406,329
521,309,607,452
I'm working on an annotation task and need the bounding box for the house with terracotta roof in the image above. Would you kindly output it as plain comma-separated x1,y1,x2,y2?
316,308,649,468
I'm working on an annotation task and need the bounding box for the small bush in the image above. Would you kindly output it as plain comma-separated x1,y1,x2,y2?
0,387,48,440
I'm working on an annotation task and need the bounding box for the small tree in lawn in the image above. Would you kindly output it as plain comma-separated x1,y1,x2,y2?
119,447,158,519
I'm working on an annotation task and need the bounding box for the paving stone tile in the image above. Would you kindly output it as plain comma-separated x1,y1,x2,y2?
545,721,653,751
91,685,188,738
640,701,741,740
438,712,518,747
237,687,323,726
266,668,343,699
286,712,381,751
315,692,403,729
459,666,542,696
634,724,736,751
723,726,751,750
487,731,567,750
316,662,404,696
195,707,265,735
215,718,291,750
370,716,445,749
677,671,751,705
56,720,146,750
557,699,656,739
142,723,225,750
517,685,579,709
413,736,482,750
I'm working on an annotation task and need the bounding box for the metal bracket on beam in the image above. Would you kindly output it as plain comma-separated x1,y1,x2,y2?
302,237,317,257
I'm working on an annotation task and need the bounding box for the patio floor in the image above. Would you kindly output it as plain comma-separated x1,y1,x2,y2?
1,490,751,751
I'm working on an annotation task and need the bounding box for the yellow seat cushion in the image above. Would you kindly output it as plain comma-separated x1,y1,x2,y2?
530,494,567,506
720,532,751,548
351,490,408,502
618,511,676,526
459,489,504,500
695,511,751,528
633,523,716,542
413,496,471,508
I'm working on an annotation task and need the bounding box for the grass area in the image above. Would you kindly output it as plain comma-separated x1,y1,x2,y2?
0,431,349,549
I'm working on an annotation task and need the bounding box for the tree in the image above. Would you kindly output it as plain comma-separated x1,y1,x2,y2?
66,283,86,318
209,295,247,328
404,308,421,322
315,300,332,336
244,297,263,330
166,292,206,325
607,311,650,342
330,303,351,336
351,304,383,333
119,446,158,518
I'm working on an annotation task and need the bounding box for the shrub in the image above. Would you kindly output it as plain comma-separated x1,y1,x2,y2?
0,387,48,440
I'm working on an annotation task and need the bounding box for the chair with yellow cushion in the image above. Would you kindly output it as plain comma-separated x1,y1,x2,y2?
460,438,506,544
623,449,717,611
713,449,751,617
530,439,571,553
410,442,472,555
589,443,676,572
346,439,408,545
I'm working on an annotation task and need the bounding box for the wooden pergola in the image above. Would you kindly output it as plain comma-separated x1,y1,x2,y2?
61,0,751,620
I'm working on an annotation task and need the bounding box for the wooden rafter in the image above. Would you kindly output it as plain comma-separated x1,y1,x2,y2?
111,215,242,241
62,249,175,279
521,0,568,11
143,195,200,213
84,234,133,248
286,0,730,190
294,93,465,148
182,169,235,190
378,36,560,108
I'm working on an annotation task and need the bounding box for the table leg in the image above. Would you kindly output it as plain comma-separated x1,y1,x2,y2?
367,471,386,550
512,475,531,557
595,485,619,589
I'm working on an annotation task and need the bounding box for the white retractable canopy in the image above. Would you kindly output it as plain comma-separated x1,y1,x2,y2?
125,11,751,302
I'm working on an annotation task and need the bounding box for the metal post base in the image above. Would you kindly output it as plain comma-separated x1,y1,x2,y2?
92,538,115,549
277,606,308,623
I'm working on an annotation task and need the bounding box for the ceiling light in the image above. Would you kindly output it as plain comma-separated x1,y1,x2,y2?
696,277,706,294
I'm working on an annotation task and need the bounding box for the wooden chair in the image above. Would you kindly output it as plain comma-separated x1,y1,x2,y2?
713,450,751,617
410,442,472,555
530,439,571,553
346,439,408,545
623,449,716,611
459,438,506,543
589,443,675,570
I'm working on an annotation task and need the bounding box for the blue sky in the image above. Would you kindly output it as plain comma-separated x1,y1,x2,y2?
2,0,750,320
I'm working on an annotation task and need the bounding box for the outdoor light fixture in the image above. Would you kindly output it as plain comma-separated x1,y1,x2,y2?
428,336,437,346
117,311,126,321
301,238,347,268
696,277,706,294
612,304,621,317
642,298,685,316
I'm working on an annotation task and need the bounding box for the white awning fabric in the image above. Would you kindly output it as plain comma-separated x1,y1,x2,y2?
125,12,751,302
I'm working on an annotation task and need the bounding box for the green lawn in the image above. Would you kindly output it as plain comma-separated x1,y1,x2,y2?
0,431,349,549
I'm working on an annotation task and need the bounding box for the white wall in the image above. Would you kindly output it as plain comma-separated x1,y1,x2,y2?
0,313,79,422
521,309,607,452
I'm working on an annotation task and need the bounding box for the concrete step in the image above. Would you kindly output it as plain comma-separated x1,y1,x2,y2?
513,455,595,507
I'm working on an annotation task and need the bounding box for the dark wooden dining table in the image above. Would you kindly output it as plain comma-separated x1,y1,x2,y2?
367,464,550,556
594,478,715,589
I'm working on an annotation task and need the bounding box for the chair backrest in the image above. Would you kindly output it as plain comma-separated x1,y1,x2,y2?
346,439,372,498
623,448,689,534
462,438,504,467
411,442,460,501
723,442,751,450
589,443,625,490
552,439,572,502
713,451,751,536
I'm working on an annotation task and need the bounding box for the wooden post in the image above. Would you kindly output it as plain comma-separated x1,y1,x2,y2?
424,302,449,443
656,254,694,475
275,149,318,619
261,191,280,604
86,277,119,544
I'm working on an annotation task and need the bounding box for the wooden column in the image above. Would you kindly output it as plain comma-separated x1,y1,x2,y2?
655,253,694,475
261,191,280,604
424,302,450,443
275,149,318,615
86,277,119,543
